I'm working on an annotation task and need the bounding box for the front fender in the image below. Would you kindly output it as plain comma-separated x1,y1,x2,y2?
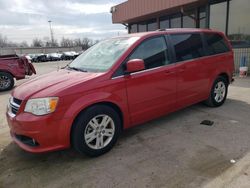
62,90,130,138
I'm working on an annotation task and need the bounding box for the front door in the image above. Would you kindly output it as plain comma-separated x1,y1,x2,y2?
125,36,177,126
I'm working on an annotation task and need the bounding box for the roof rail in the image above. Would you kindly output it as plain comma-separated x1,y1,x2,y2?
156,29,167,31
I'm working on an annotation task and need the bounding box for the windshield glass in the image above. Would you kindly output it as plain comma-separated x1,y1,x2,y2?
68,37,139,72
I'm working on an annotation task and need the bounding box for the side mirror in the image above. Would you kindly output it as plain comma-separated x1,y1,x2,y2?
126,59,145,74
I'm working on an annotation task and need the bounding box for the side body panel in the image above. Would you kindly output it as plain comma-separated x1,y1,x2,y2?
125,64,177,126
0,56,36,79
175,58,207,108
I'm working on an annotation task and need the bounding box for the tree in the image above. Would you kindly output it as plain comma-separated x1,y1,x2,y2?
32,38,43,47
19,41,29,48
81,37,93,50
0,34,8,47
52,39,59,47
43,37,59,47
74,38,82,47
60,37,95,49
43,37,51,47
60,37,74,47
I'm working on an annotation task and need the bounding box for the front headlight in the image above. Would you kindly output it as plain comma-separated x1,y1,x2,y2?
24,97,59,116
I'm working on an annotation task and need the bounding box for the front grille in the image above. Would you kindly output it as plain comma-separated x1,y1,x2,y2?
13,98,22,105
9,97,22,115
11,106,19,114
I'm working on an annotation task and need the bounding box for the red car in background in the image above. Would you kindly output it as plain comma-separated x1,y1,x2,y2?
0,54,36,91
6,29,234,157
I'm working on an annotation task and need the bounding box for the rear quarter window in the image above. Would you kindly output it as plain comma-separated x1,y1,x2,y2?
204,33,230,55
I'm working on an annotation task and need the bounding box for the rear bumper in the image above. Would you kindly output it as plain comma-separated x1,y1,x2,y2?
6,111,72,153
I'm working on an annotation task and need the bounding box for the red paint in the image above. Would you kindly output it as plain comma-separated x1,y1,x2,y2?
0,55,36,80
6,29,234,153
126,59,146,73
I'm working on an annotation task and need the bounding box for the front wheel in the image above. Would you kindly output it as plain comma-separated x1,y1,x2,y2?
72,105,121,157
205,76,228,107
0,72,14,91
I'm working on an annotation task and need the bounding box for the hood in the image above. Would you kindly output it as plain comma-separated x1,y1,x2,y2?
12,69,103,100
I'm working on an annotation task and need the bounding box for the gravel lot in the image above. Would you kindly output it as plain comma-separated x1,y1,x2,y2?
0,61,250,188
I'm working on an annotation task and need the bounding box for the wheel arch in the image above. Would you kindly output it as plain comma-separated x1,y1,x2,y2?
69,101,124,146
207,71,231,99
0,69,15,78
218,72,229,84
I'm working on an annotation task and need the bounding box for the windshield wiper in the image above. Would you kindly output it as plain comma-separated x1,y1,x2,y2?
67,66,88,72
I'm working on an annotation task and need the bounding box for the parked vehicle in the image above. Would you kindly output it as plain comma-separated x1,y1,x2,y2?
25,55,32,61
32,54,47,62
61,51,76,60
6,29,234,156
0,54,36,91
47,53,62,61
71,51,80,59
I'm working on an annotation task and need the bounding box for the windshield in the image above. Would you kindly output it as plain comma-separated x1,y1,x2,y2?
68,37,139,72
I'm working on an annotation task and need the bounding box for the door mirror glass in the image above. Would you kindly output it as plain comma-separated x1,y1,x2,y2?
126,59,145,73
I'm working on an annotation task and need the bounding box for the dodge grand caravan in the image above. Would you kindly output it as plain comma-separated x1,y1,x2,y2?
6,29,234,156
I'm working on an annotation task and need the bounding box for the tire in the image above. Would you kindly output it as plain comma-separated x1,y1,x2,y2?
71,105,122,157
204,76,228,107
0,72,14,91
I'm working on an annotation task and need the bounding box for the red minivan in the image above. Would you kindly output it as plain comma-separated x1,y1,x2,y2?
6,29,234,156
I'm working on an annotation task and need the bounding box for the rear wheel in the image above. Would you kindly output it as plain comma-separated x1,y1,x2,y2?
205,76,228,107
0,72,14,91
72,105,121,157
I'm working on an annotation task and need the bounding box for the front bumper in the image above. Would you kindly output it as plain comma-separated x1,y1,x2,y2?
6,111,72,153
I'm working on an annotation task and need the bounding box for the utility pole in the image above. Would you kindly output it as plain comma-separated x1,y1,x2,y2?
48,20,54,46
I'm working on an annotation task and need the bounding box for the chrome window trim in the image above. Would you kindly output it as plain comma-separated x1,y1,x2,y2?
111,75,125,80
111,65,168,79
130,66,164,76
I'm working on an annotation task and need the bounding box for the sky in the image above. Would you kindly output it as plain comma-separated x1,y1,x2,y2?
0,0,127,44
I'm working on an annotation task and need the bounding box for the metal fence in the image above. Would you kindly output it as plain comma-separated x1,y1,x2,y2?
0,46,82,56
233,47,250,73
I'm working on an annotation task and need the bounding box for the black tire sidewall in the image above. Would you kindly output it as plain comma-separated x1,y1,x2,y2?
210,77,228,107
0,72,14,91
72,105,121,157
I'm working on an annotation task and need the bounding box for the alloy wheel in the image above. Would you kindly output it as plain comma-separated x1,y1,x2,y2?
214,81,226,103
0,75,11,90
84,115,115,150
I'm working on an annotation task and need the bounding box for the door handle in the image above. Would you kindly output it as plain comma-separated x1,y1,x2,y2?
164,70,174,75
179,65,187,72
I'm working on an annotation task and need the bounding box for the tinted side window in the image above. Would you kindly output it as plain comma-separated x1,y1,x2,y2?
170,34,204,62
205,33,230,55
129,37,170,69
